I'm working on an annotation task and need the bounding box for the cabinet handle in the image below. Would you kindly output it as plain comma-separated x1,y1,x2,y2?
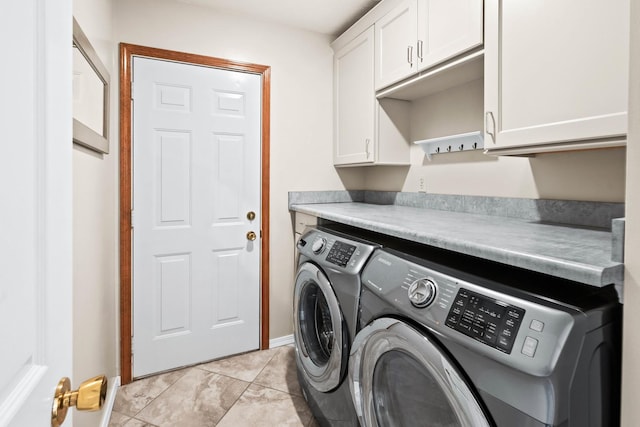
485,111,496,143
365,138,371,159
417,40,423,62
407,45,413,67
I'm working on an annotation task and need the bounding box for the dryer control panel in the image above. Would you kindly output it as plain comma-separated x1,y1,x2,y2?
445,288,525,354
360,249,577,377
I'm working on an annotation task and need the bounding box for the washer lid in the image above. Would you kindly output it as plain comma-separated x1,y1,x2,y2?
349,318,491,427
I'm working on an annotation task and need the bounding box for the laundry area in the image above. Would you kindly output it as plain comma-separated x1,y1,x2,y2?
2,0,639,426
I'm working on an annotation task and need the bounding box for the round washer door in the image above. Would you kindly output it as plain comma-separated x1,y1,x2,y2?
293,262,348,392
349,318,492,427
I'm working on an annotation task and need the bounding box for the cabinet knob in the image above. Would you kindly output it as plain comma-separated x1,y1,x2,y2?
407,45,414,67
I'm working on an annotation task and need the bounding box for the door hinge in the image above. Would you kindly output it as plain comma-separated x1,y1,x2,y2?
130,209,134,228
131,81,135,100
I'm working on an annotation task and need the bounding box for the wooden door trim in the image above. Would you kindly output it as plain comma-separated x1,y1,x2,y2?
119,43,271,385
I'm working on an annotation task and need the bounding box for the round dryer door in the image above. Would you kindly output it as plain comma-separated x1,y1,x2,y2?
293,262,348,392
349,318,492,427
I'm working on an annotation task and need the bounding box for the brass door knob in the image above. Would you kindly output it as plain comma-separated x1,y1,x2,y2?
52,375,107,427
247,231,257,241
247,211,256,221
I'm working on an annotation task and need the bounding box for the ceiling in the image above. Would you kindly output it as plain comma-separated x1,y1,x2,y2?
175,0,381,37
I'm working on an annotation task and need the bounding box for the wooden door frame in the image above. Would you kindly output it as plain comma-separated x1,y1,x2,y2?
119,43,271,385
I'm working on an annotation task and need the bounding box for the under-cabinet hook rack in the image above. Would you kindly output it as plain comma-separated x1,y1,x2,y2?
415,131,484,161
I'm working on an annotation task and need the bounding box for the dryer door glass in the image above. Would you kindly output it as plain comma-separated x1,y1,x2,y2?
350,318,491,427
372,350,460,426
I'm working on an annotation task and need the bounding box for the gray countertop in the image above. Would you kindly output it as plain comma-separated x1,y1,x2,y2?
290,202,623,287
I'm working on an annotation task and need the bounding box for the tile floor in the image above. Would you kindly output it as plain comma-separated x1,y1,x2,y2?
108,346,319,427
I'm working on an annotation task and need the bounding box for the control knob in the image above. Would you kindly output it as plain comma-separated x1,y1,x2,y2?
408,278,437,308
311,237,327,254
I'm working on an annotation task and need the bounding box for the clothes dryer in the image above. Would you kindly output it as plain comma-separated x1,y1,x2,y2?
350,245,621,427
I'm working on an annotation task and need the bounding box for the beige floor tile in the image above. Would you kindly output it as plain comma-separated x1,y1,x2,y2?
107,411,132,427
217,384,312,427
124,418,159,427
113,369,187,416
254,346,302,396
135,367,249,427
199,348,280,382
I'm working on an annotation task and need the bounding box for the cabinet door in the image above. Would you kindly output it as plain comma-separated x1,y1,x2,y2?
416,0,483,71
485,0,629,151
334,26,375,165
375,0,418,89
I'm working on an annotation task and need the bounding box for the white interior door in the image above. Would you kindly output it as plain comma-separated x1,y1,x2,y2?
132,57,262,378
0,0,73,425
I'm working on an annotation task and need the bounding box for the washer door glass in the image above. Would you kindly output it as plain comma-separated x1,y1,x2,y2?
373,350,461,426
293,262,345,392
299,281,333,366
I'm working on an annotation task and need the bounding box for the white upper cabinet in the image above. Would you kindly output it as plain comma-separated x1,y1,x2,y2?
484,0,630,154
334,26,376,165
375,0,483,90
375,0,418,89
334,26,411,166
416,0,483,71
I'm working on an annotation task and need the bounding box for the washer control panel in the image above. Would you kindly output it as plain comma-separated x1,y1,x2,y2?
445,288,525,354
297,228,379,274
326,240,357,267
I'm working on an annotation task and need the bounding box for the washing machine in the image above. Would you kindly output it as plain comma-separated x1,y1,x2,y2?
294,226,379,426
349,244,621,427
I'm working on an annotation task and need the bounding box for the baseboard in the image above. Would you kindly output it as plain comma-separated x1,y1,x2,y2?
269,334,294,348
100,375,121,427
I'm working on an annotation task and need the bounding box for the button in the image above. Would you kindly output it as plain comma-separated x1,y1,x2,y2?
483,331,497,344
500,327,513,338
497,336,511,351
522,336,539,357
530,319,544,332
507,309,522,321
458,320,472,332
446,315,460,327
471,325,484,338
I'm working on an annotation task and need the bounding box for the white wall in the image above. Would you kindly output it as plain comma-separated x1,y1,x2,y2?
621,0,639,424
364,79,626,202
72,1,118,426
112,0,363,339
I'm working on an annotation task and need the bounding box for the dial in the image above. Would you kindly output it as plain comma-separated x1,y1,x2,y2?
311,237,327,254
408,278,437,308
